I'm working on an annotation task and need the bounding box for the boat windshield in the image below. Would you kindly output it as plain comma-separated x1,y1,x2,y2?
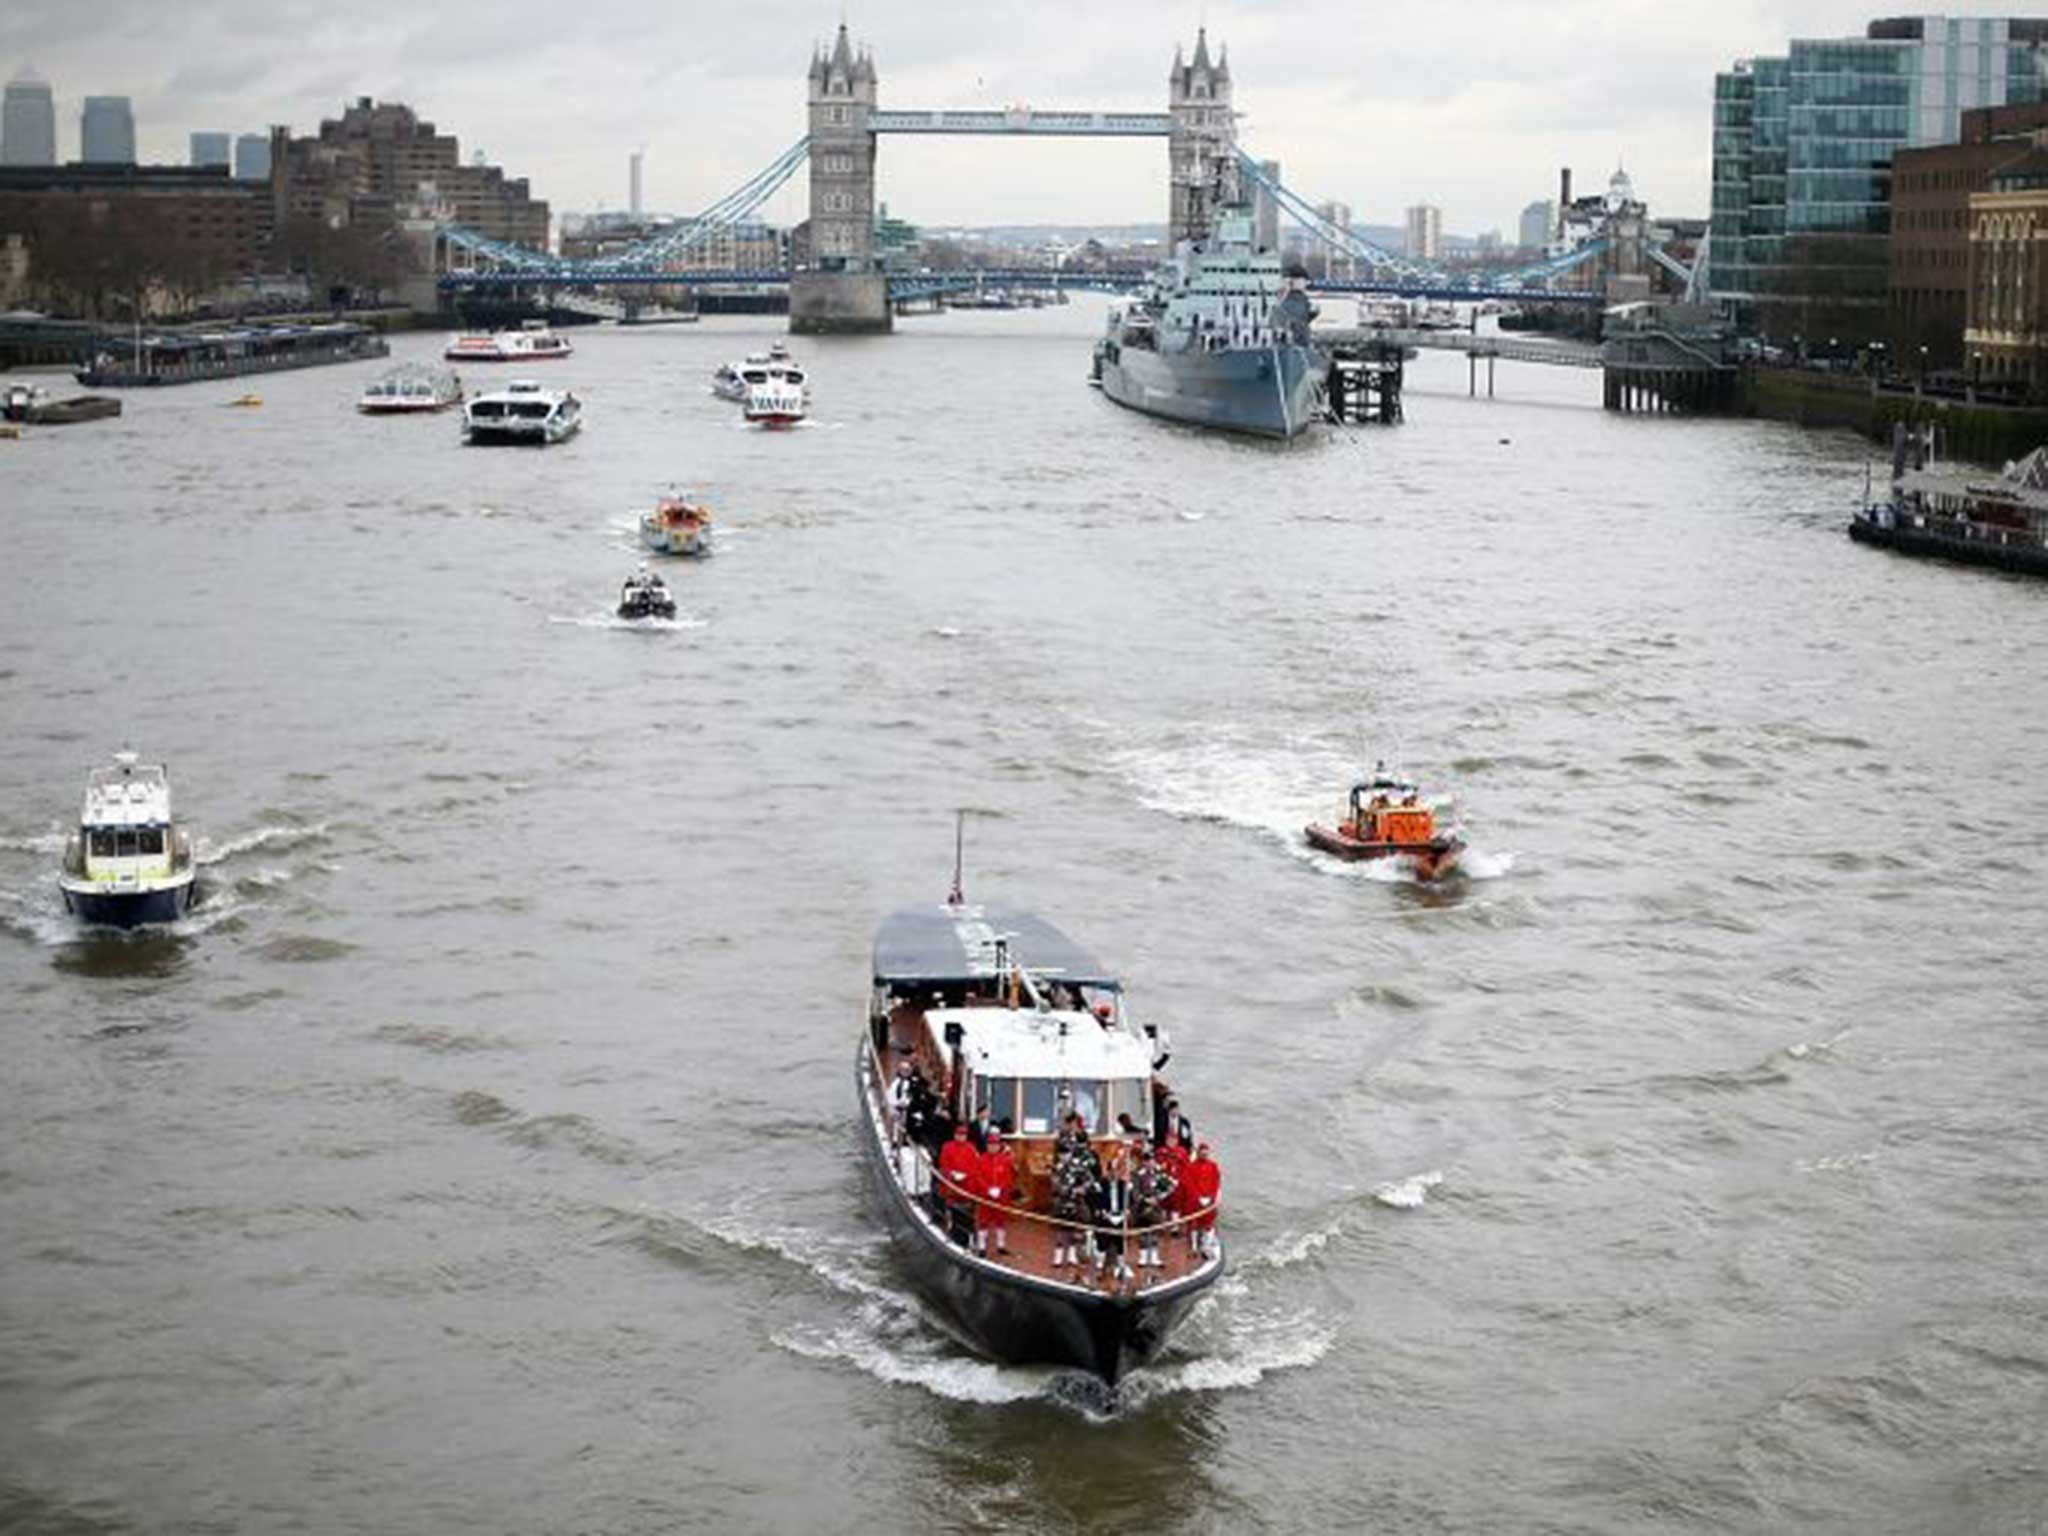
509,401,550,418
974,1075,1147,1135
470,401,505,418
88,826,165,858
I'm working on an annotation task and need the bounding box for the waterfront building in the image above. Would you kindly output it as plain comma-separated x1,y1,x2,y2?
1254,158,1280,253
81,96,136,165
234,133,270,181
0,163,267,312
271,99,548,249
1405,202,1442,260
1889,103,2048,365
3,71,57,167
1518,199,1553,252
1965,142,2048,396
191,132,230,169
1710,16,2048,337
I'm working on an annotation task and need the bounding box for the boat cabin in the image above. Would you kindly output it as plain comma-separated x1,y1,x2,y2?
63,753,191,887
1346,775,1435,844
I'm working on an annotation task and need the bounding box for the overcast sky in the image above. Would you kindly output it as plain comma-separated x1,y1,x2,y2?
2,2,2035,236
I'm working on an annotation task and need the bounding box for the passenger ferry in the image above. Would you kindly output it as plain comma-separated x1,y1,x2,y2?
1304,763,1465,880
443,321,573,364
742,378,807,428
858,872,1224,1384
639,493,714,557
1851,433,2048,579
357,362,462,414
57,750,198,928
461,380,581,446
711,341,807,403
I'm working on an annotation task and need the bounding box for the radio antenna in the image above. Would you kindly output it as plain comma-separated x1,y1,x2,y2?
947,809,966,907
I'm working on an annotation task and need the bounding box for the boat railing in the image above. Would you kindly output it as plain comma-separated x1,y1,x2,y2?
885,1125,1218,1293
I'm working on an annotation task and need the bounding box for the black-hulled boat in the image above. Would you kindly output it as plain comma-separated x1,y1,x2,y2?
56,750,198,927
1851,437,2048,579
858,889,1223,1385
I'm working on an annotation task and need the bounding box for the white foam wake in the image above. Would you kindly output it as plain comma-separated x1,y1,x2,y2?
198,821,330,864
1372,1170,1444,1210
548,611,707,632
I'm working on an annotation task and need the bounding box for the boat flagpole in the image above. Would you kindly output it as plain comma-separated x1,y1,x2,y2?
948,809,965,908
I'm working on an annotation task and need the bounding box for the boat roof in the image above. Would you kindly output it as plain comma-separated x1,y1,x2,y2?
1901,445,2048,515
81,753,173,826
927,1005,1153,1081
873,902,1121,989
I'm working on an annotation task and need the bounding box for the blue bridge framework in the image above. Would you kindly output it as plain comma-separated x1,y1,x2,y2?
433,28,1682,321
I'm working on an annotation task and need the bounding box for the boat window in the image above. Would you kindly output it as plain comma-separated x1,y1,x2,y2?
974,1076,1016,1125
1020,1078,1058,1134
470,402,505,418
1108,1078,1150,1128
742,370,767,383
510,402,550,418
137,827,164,856
89,829,117,858
115,830,139,858
1065,1080,1106,1132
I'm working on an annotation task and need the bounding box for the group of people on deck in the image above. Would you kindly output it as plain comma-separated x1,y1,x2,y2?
890,1060,1220,1283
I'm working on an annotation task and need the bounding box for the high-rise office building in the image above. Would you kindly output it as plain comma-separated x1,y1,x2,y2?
191,131,231,168
1709,15,2048,331
234,133,270,180
1404,202,1442,260
1518,199,1554,251
80,95,136,164
2,70,57,166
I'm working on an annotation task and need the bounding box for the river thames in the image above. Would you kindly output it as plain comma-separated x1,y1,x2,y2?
3,304,2045,1534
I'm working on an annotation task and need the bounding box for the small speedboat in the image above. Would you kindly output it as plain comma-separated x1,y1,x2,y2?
2,381,49,421
616,565,677,620
1304,762,1465,879
463,380,581,445
57,750,199,927
712,340,807,403
743,378,807,428
4,382,121,424
639,493,714,557
358,362,462,414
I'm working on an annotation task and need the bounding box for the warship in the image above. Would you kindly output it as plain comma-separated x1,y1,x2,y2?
1092,209,1323,439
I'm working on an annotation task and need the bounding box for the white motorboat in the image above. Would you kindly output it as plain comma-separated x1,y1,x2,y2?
357,361,463,414
743,378,807,428
712,340,807,404
462,380,582,446
616,565,677,620
444,320,574,364
639,493,715,557
57,750,199,928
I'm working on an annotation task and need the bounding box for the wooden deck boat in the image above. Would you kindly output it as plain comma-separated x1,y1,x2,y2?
639,494,714,557
858,880,1223,1385
1304,763,1464,879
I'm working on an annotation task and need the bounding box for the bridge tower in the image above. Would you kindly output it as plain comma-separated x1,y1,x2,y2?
792,23,891,333
1168,29,1239,249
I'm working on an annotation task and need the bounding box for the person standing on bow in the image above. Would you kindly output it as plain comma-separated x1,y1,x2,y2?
1183,1142,1221,1259
1132,1143,1178,1271
936,1122,980,1246
976,1129,1017,1259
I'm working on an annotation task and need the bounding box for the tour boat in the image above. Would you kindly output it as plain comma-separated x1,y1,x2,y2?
462,380,581,446
1304,763,1465,879
743,378,807,428
357,361,462,414
711,341,807,403
443,321,573,364
639,493,715,557
616,566,677,620
57,750,198,928
1850,432,2048,579
857,858,1224,1385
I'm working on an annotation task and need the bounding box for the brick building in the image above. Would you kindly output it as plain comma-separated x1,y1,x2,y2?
1889,102,2048,366
271,99,549,250
1966,144,2048,395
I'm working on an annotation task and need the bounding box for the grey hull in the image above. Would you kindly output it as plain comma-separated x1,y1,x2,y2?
1099,343,1321,439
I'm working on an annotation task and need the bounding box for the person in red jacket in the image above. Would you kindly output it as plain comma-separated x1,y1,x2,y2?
1157,1130,1193,1249
977,1130,1017,1258
936,1122,980,1248
1183,1142,1221,1259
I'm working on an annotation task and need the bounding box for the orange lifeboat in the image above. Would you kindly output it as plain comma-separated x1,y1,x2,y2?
1304,764,1464,880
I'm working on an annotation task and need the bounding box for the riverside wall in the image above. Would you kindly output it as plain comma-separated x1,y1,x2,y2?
1743,368,2048,465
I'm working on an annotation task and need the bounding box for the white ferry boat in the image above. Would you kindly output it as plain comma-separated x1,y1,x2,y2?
357,362,463,414
444,321,574,364
462,380,582,446
57,751,198,928
712,341,808,403
743,378,807,428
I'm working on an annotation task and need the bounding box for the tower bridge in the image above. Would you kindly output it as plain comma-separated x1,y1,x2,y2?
432,25,1688,330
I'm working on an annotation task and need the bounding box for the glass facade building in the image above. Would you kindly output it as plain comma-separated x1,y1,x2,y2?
1710,16,2048,326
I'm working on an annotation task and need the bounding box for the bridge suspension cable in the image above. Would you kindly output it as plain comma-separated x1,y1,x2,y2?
1233,151,1607,295
440,137,813,280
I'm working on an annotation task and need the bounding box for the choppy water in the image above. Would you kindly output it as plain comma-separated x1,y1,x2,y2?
3,305,2045,1534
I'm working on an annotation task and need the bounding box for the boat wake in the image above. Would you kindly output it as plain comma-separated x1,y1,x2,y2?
197,821,331,865
548,610,707,632
1372,1169,1445,1209
1110,732,1515,883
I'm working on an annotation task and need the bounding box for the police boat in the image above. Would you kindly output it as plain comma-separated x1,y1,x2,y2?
57,750,199,928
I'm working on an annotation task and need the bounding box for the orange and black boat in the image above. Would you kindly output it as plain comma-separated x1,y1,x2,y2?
1304,764,1464,880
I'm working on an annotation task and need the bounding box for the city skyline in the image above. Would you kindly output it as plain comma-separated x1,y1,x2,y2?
2,0,2039,237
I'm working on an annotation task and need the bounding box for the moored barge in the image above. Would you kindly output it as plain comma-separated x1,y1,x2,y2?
76,322,388,387
858,893,1223,1385
1851,439,2048,579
